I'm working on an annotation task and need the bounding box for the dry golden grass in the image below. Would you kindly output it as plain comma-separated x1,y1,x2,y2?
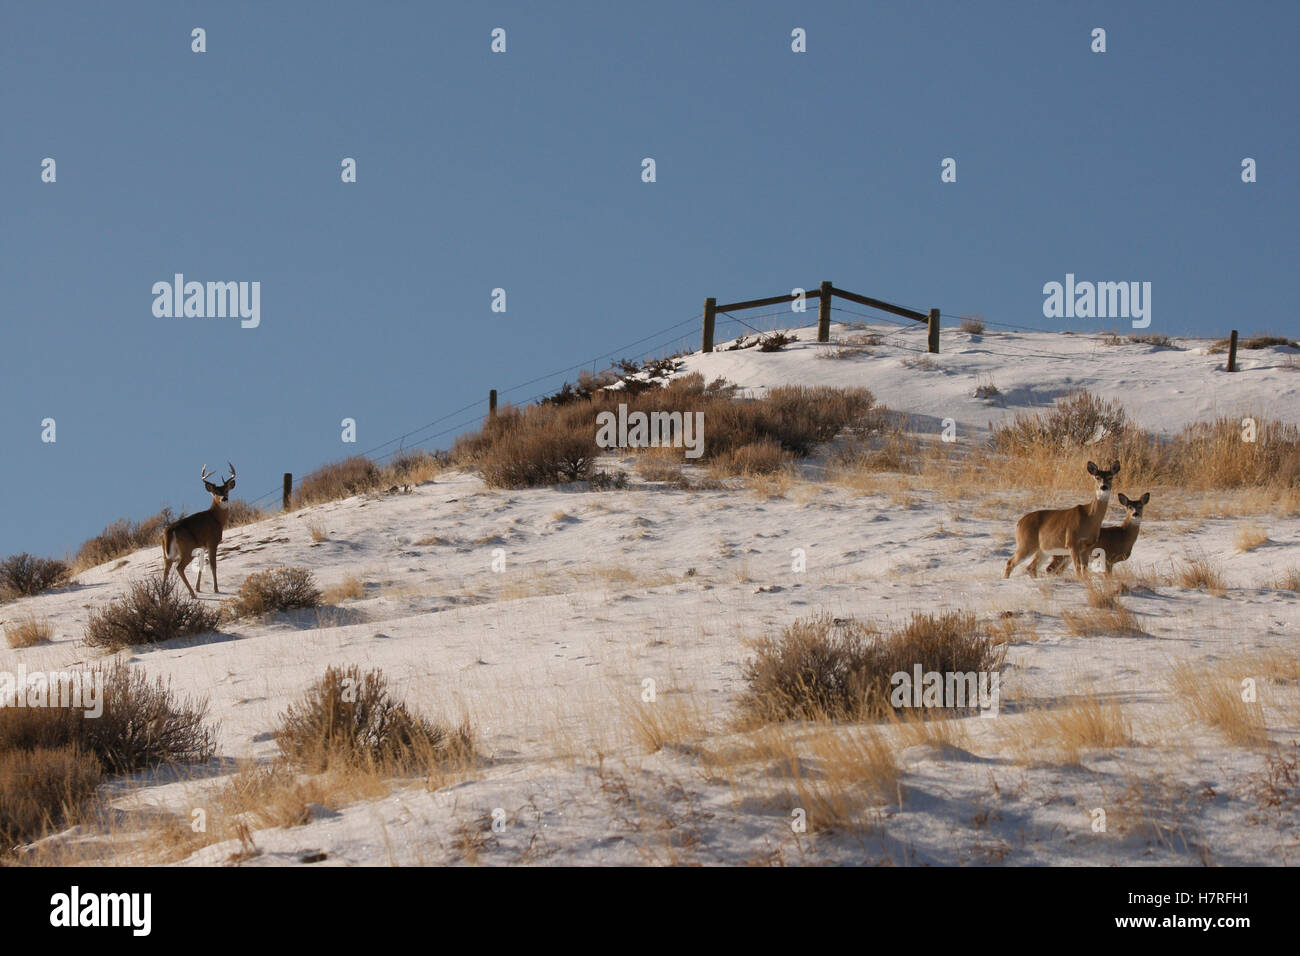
1173,556,1227,595
1061,590,1146,636
1004,691,1130,764
1271,567,1300,591
320,574,365,604
703,724,902,833
1234,523,1269,552
620,692,709,754
306,519,329,543
4,615,53,648
1168,661,1268,748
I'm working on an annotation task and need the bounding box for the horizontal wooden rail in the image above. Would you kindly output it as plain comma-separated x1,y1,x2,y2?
715,288,822,313
829,286,927,323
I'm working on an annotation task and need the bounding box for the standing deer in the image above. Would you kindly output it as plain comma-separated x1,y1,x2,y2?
1045,491,1149,576
1003,460,1120,579
162,462,236,597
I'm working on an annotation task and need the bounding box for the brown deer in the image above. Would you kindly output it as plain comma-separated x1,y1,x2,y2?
1045,491,1149,576
1003,460,1120,579
162,462,236,597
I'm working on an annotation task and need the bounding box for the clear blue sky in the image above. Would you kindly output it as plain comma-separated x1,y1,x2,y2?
2,0,1296,559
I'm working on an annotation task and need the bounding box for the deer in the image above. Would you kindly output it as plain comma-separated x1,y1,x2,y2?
1003,460,1120,579
1045,491,1149,576
162,462,236,598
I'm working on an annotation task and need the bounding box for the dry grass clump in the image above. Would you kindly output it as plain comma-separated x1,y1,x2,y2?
1010,693,1130,764
1271,567,1300,591
707,439,793,476
1168,661,1267,748
306,519,329,543
5,615,53,648
901,354,937,370
621,693,708,754
1234,523,1269,551
736,611,1003,726
0,661,217,772
960,317,986,334
1061,604,1146,637
321,574,365,604
225,567,322,619
0,746,102,848
1175,555,1227,594
274,665,472,773
292,456,382,508
83,575,221,650
0,553,68,597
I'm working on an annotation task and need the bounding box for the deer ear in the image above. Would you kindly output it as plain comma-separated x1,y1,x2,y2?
1111,460,1120,473
227,479,236,491
1087,461,1098,474
1141,492,1150,504
1118,493,1129,506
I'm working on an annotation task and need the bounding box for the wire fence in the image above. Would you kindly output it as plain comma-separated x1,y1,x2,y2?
246,296,1178,508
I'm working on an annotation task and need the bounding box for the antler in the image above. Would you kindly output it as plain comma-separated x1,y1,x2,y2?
200,463,213,482
226,461,236,480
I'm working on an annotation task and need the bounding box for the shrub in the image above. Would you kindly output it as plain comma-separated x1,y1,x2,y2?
292,456,382,508
226,567,322,618
223,499,266,528
1128,334,1174,348
274,665,471,772
960,317,985,335
992,390,1130,452
71,509,175,573
737,611,1003,725
5,616,53,648
758,332,795,352
707,439,793,476
0,746,102,847
0,661,217,772
83,575,221,650
477,417,599,488
0,554,68,597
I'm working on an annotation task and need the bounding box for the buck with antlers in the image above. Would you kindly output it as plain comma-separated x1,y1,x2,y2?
162,462,236,597
1003,460,1120,579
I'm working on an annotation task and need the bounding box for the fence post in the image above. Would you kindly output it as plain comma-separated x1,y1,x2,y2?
702,297,717,352
282,473,292,510
928,309,940,354
1227,329,1238,372
489,388,498,418
817,281,832,342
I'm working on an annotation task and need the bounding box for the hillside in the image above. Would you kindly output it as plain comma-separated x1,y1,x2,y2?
3,324,1299,866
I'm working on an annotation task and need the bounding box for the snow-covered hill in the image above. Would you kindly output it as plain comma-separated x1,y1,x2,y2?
4,324,1299,866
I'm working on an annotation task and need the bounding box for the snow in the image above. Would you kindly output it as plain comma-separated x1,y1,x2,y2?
4,324,1299,866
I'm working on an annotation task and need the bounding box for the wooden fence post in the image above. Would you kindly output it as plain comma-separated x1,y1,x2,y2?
817,281,832,342
928,309,940,354
282,473,292,510
1227,330,1238,372
702,297,717,353
489,389,498,418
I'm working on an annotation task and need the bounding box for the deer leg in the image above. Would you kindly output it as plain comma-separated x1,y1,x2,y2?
209,545,220,593
175,553,197,598
1026,552,1043,578
1043,555,1066,575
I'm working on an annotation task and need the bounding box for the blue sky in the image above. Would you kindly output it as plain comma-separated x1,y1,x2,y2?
2,0,1296,558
